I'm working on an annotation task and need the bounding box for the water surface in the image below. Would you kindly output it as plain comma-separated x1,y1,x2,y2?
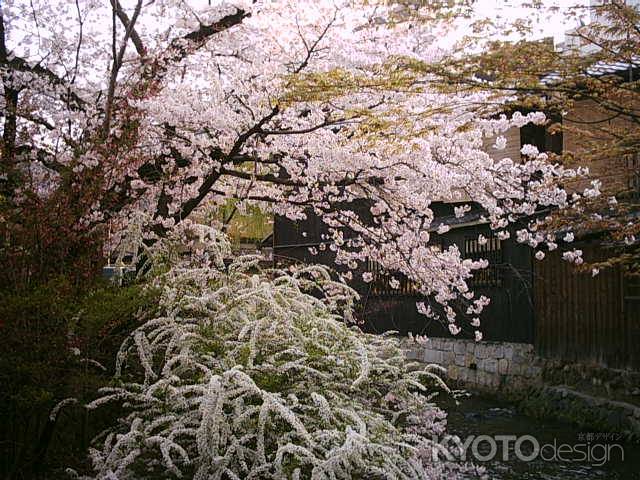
440,394,640,479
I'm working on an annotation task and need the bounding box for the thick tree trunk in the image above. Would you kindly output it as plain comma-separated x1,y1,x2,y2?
2,86,19,165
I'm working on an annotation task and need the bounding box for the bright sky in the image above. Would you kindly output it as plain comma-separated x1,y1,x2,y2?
5,0,591,63
469,0,589,45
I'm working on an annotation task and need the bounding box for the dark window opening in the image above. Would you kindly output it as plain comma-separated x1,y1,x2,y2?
464,235,503,288
366,259,420,296
520,119,563,156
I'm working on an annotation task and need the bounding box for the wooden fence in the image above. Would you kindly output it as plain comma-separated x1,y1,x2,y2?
533,244,640,369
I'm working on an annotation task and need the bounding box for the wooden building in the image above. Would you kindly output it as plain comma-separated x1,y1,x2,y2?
272,102,640,370
274,202,535,342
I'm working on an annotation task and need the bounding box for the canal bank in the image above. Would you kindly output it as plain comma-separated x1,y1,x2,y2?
405,338,640,441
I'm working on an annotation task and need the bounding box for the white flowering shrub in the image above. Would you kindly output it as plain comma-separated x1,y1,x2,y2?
74,225,474,479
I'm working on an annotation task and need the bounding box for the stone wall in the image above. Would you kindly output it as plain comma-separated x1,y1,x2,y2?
404,337,640,439
404,337,542,391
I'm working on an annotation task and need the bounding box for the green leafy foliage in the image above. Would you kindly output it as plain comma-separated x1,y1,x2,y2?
0,277,159,479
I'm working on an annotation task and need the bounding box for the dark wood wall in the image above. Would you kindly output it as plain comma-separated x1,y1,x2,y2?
445,223,535,343
274,208,640,369
534,244,640,369
272,115,640,368
273,204,536,343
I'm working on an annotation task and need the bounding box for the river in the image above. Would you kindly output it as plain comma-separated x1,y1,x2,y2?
439,394,640,479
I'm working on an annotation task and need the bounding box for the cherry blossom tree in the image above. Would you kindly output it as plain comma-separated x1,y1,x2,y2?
2,3,614,477
1,0,589,332
409,0,639,276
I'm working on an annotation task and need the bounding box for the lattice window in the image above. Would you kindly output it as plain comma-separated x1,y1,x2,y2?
366,259,419,296
464,235,503,287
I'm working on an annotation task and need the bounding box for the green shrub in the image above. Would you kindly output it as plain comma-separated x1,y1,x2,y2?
75,227,464,479
0,278,159,479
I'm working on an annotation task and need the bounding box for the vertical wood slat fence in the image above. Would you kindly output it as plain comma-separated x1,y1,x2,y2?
534,245,640,370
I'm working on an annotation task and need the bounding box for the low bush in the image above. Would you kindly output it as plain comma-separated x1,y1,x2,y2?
0,277,159,479
73,225,473,479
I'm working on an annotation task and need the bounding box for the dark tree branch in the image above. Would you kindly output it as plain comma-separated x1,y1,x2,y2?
18,112,56,131
228,105,280,158
140,8,249,88
112,0,146,56
14,145,67,173
70,0,84,85
2,56,86,111
102,0,144,138
1,9,18,165
1,87,19,164
0,6,7,58
220,167,298,186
